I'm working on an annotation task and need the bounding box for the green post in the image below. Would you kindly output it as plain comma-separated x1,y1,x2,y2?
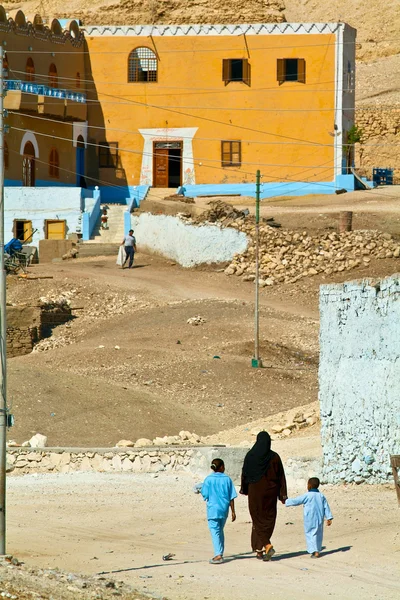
252,170,263,368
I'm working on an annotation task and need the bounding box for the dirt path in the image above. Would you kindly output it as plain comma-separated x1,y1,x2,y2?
7,469,400,600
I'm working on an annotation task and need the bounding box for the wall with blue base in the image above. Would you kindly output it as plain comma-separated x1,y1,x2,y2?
98,185,149,206
82,188,102,241
4,187,86,246
178,176,359,199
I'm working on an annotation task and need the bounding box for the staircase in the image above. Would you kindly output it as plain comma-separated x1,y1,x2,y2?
78,204,126,258
90,204,126,243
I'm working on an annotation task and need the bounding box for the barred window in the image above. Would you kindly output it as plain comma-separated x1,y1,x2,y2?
99,142,119,168
128,47,157,83
49,148,59,178
221,140,241,167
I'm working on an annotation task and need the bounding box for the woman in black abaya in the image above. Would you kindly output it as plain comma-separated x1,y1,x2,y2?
240,431,287,561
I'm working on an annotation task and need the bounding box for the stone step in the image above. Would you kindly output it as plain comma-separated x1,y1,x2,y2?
78,243,120,257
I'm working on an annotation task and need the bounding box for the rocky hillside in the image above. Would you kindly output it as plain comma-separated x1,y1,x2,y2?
3,0,286,26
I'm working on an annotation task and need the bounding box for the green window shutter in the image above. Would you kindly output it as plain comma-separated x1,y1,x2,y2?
277,58,285,85
298,58,306,83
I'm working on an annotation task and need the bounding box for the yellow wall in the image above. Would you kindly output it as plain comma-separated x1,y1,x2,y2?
1,10,87,185
86,32,337,186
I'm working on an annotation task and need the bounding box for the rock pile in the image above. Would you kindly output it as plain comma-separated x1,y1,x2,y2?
270,408,319,438
192,200,250,225
187,315,206,326
117,431,206,448
224,226,400,285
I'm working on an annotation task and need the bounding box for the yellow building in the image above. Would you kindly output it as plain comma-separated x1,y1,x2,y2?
84,22,356,196
2,8,87,187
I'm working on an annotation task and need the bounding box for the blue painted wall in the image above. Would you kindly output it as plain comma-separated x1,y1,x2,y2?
178,175,362,199
5,187,86,245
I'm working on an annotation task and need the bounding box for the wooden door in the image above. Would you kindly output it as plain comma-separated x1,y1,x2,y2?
153,147,169,187
21,220,32,242
46,220,66,240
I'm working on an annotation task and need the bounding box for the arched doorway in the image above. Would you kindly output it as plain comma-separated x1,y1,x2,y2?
22,142,35,187
76,135,85,186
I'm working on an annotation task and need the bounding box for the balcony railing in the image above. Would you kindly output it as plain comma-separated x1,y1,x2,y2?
5,80,86,104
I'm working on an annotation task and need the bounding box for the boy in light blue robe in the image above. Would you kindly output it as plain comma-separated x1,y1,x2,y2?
285,477,333,558
201,458,237,564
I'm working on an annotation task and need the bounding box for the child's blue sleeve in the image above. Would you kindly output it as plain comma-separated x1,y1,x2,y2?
229,478,238,501
323,496,333,520
285,493,307,507
201,477,209,501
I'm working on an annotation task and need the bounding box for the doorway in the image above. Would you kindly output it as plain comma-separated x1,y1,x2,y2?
45,220,66,240
14,219,33,242
153,141,182,187
22,141,35,187
76,135,85,186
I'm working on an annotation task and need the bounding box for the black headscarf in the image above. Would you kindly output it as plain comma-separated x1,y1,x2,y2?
242,431,274,485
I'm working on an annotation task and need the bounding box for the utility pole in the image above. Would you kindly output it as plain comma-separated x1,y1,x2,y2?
251,170,263,368
0,44,7,555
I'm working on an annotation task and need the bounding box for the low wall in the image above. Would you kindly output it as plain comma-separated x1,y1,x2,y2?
319,275,400,484
6,447,321,487
6,303,72,358
6,446,248,484
130,213,248,267
82,187,101,240
178,177,356,199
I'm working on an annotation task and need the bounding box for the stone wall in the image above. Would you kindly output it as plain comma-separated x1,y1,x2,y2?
6,306,41,358
355,106,400,181
319,275,400,483
6,303,73,358
6,446,248,484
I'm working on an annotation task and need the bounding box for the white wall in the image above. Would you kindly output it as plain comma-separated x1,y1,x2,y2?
319,275,400,483
4,187,83,245
131,213,248,267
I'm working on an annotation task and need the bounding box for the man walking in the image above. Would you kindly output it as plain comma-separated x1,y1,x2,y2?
121,229,137,269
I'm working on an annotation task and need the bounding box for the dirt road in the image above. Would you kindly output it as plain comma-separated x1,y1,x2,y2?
8,467,400,600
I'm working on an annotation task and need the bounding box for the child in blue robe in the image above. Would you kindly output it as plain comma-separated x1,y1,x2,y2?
201,458,237,564
285,477,333,558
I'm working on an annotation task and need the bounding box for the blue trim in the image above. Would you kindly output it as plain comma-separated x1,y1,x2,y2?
179,177,359,199
124,210,131,236
82,188,101,241
6,79,86,103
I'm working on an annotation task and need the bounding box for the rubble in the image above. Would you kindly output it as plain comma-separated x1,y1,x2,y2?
223,226,400,286
187,315,206,326
28,433,47,448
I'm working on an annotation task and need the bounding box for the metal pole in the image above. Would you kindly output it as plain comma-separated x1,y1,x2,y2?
0,44,7,555
252,170,262,368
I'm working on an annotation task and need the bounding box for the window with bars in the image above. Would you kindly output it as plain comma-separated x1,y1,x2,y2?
49,63,58,88
277,58,306,85
221,140,241,167
128,47,158,83
98,142,119,168
49,148,59,178
26,57,35,82
222,59,250,86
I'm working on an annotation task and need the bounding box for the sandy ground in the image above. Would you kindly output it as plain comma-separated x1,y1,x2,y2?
7,465,400,600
